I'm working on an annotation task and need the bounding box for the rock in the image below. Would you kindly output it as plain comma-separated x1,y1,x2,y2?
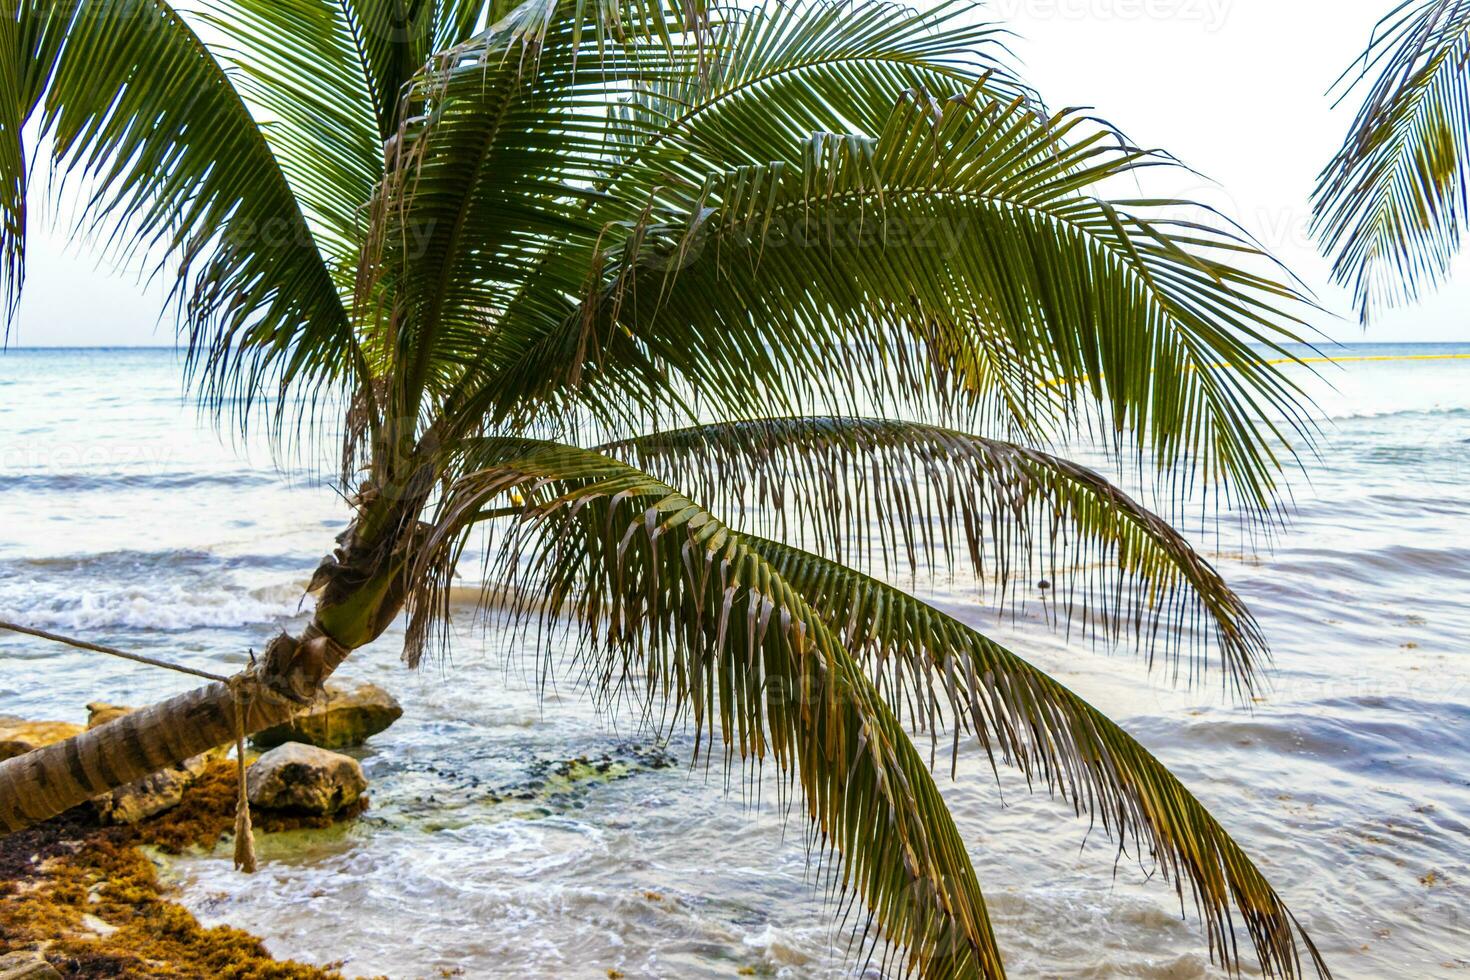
247,742,367,816
80,703,220,824
0,721,84,762
0,950,62,980
96,752,214,825
250,679,402,750
99,768,189,825
86,701,134,728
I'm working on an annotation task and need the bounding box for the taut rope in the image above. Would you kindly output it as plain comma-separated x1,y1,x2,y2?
0,620,229,682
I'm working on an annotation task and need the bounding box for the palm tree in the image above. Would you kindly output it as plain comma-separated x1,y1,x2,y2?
1314,0,1470,322
0,0,1331,975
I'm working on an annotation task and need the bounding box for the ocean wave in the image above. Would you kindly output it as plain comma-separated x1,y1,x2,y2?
0,550,308,631
6,548,305,575
1267,544,1470,581
1324,405,1470,422
0,582,305,632
0,548,495,633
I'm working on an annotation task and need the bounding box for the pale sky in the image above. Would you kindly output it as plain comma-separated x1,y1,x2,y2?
9,0,1469,347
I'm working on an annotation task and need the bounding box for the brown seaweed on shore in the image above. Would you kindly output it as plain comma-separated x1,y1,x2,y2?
0,760,366,979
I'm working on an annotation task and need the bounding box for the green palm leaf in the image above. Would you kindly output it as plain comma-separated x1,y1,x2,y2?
1313,0,1470,322
599,416,1268,695
595,0,1023,187
0,5,40,311
418,440,1007,978
2,0,355,421
409,438,1326,979
416,0,1027,438
356,4,695,436
194,0,384,264
329,0,489,139
746,535,1328,980
436,54,1318,507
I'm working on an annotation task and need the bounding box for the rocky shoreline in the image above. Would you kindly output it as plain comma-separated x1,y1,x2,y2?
1,683,692,979
0,683,402,979
0,757,365,979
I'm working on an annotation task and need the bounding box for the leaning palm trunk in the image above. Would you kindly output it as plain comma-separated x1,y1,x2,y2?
0,624,341,834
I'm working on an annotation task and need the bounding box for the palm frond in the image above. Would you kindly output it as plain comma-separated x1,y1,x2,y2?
598,416,1267,695
2,0,355,425
745,536,1329,980
416,440,1007,978
325,0,490,140
425,0,1032,441
0,4,46,314
595,0,1025,189
1313,0,1470,322
466,77,1317,509
355,4,696,438
407,438,1325,978
487,0,710,58
194,0,384,265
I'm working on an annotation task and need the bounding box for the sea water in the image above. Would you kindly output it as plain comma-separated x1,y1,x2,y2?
1,345,1467,978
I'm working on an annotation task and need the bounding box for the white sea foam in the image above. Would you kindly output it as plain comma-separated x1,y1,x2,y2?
0,580,302,631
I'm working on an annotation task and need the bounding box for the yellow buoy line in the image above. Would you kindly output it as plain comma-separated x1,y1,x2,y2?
1262,353,1470,365
1042,351,1470,386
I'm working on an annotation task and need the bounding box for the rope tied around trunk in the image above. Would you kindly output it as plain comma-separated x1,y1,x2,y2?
1,619,266,873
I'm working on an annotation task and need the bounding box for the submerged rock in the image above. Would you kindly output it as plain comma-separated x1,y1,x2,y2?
247,742,367,816
250,679,403,750
0,721,84,762
0,950,61,980
464,744,677,811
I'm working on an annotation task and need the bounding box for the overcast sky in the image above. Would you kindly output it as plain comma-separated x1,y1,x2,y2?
9,0,1469,347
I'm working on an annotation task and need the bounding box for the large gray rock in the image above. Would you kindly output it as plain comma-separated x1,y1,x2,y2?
0,950,62,980
246,742,367,815
250,680,402,750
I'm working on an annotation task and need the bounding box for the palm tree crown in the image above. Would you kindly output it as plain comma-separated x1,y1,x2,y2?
1,0,1330,975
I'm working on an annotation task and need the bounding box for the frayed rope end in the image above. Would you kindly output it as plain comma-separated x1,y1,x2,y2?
229,679,258,875
232,791,258,874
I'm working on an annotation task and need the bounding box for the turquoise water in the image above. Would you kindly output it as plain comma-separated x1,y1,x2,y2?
1,345,1468,978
